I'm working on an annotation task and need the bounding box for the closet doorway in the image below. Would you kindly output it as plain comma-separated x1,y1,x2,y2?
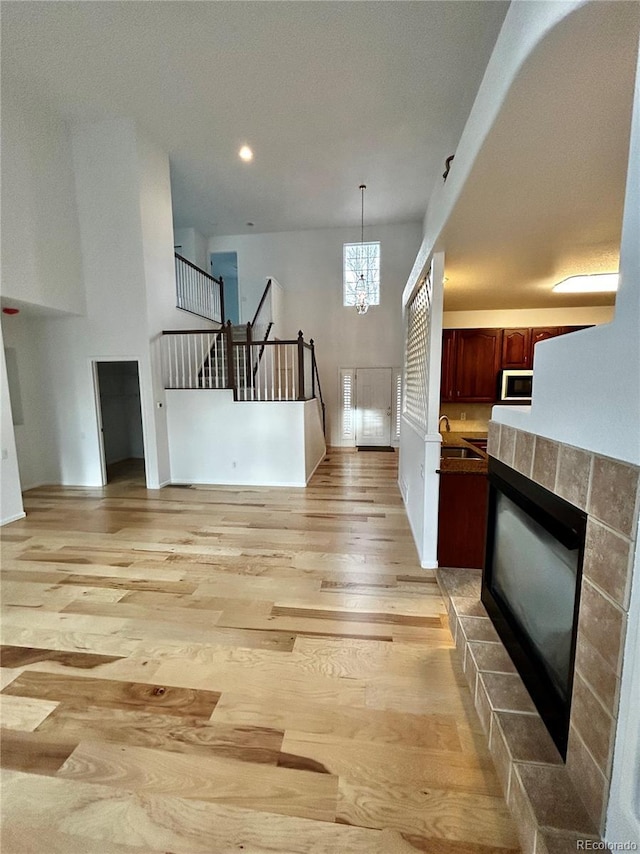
93,360,145,484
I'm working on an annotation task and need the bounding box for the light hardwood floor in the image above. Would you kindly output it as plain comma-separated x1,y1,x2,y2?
0,452,519,854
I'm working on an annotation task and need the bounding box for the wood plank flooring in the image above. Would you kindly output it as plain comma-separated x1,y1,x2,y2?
0,452,519,853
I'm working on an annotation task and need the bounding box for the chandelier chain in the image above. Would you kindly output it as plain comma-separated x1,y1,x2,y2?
355,184,369,315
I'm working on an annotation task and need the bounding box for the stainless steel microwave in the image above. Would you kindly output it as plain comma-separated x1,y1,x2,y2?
499,369,533,403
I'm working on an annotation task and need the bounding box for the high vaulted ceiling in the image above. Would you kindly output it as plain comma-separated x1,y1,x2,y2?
4,2,639,312
1,0,508,237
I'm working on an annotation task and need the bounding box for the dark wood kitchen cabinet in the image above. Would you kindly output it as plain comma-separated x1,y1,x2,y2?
437,472,488,569
530,327,565,369
530,326,589,361
440,329,456,402
440,325,592,403
502,328,532,369
453,329,502,402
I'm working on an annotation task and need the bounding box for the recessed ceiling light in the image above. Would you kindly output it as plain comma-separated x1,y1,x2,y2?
239,145,253,162
552,273,619,293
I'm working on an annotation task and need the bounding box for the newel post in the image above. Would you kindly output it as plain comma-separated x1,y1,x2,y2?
225,320,236,398
246,322,253,391
219,275,225,326
310,338,316,399
297,330,305,401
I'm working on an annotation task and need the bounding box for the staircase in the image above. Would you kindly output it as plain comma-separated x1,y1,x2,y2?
163,275,325,436
174,253,224,325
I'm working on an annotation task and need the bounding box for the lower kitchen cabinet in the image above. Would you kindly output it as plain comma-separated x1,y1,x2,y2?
437,472,488,569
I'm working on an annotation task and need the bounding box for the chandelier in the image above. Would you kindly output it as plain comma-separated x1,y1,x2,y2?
355,184,369,315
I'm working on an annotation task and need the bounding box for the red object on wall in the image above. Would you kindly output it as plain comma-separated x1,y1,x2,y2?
2,308,19,315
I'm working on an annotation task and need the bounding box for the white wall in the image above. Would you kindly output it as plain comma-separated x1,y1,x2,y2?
304,399,327,482
13,119,183,490
173,227,208,273
0,325,25,525
443,305,613,329
35,119,153,487
166,390,322,487
582,33,639,844
0,78,84,315
269,278,285,340
1,315,58,490
210,222,422,447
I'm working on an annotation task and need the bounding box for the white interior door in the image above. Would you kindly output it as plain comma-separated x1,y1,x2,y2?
355,368,392,446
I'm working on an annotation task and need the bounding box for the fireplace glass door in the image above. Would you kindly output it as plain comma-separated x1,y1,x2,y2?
482,458,587,757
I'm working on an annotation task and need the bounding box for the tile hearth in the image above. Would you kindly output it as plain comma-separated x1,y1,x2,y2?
437,567,599,854
438,420,640,853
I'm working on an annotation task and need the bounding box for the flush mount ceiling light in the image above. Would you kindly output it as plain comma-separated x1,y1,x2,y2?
552,273,619,293
238,145,253,162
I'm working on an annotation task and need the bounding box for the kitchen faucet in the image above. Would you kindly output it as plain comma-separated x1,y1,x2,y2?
439,415,451,432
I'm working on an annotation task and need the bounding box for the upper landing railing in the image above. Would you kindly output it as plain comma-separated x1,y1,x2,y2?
161,325,317,399
175,253,224,325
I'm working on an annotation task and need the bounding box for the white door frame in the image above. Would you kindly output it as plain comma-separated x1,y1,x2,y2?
339,366,402,448
91,357,149,487
355,367,392,446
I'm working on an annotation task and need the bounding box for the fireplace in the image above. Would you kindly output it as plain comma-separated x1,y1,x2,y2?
481,457,587,758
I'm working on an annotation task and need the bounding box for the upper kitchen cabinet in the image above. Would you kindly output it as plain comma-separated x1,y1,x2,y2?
440,329,457,402
440,326,592,403
530,326,589,362
452,329,502,403
502,328,532,369
531,326,564,351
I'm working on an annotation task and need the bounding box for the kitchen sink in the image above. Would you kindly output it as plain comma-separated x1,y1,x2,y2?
463,437,488,451
440,446,484,460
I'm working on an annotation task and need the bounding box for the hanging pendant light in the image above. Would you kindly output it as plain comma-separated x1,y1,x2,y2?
355,184,369,315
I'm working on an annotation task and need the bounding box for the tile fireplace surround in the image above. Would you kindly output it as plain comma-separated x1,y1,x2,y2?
436,421,639,854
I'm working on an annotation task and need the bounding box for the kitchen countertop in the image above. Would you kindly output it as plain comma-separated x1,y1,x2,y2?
438,431,488,474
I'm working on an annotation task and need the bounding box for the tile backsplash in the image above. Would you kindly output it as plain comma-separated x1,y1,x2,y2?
439,403,492,432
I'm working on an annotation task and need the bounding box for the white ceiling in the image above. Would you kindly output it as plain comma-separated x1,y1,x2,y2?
4,2,639,313
1,0,509,237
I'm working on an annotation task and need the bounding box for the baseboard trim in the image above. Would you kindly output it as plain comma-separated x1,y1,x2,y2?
305,449,327,484
171,479,308,489
1,511,27,526
21,481,49,492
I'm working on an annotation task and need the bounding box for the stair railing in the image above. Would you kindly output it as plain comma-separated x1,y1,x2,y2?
310,339,326,437
251,278,273,329
247,279,274,385
161,325,324,427
161,328,227,389
175,253,225,325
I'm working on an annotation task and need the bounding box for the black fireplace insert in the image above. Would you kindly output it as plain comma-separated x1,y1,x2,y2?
481,457,587,758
